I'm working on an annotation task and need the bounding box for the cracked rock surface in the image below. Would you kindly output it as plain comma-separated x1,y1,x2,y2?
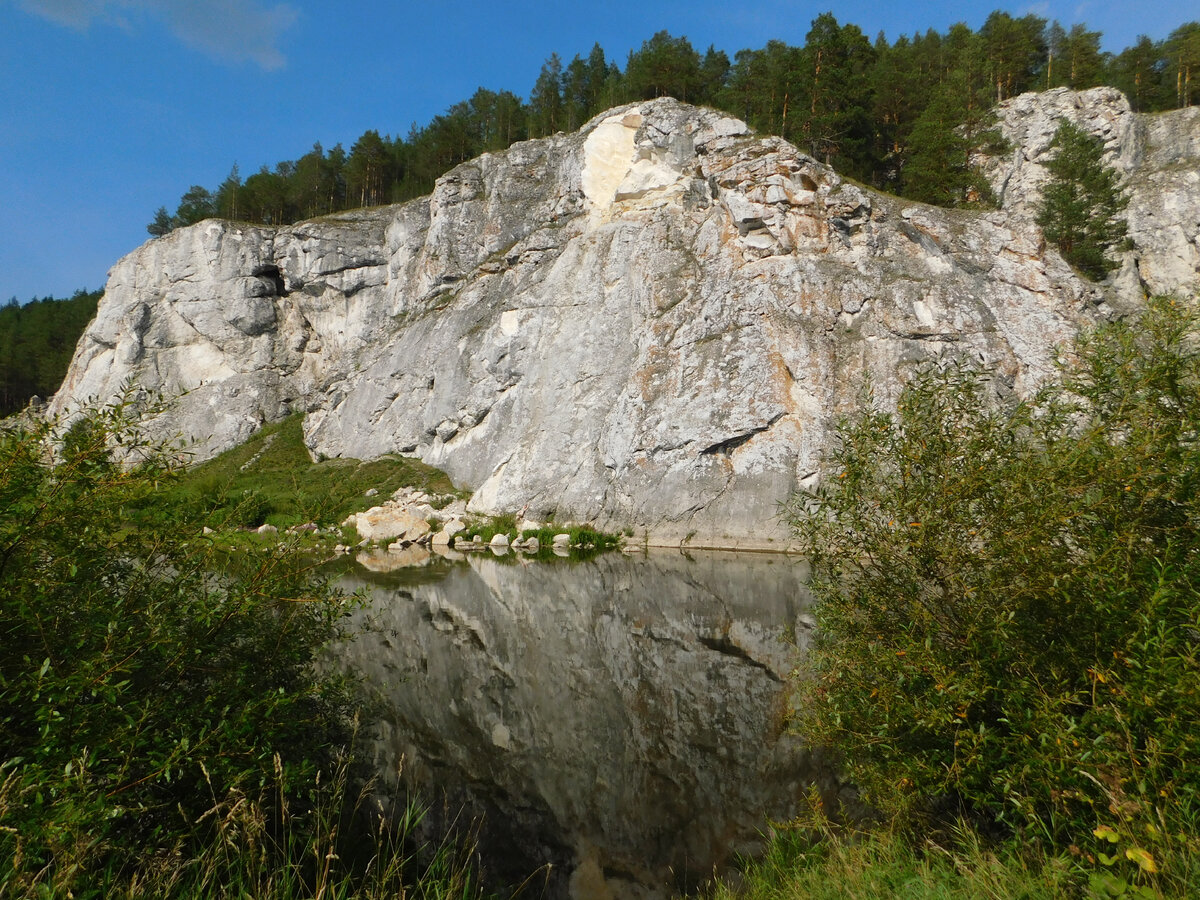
52,92,1200,545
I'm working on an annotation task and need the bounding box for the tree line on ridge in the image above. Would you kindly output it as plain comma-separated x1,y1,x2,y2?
147,11,1200,236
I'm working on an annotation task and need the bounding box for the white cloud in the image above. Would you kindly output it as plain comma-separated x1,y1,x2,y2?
16,0,298,70
17,0,108,28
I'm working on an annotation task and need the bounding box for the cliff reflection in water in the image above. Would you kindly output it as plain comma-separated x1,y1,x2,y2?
335,550,838,900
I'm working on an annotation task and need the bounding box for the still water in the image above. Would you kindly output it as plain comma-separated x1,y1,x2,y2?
332,548,839,900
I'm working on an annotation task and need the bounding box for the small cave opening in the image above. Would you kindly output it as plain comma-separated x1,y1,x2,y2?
252,264,288,297
798,173,819,192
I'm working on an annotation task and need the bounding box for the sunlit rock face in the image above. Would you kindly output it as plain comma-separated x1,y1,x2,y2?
981,86,1200,299
52,92,1200,545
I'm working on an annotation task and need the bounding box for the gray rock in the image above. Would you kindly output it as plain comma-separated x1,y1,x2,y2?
347,505,431,544
439,499,469,518
981,86,1200,301
50,93,1200,546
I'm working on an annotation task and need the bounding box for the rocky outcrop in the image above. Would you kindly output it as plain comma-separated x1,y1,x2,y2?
981,86,1200,298
50,92,1200,546
342,486,465,544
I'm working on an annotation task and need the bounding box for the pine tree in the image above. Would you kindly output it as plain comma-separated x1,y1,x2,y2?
1166,22,1200,108
979,11,1047,102
1111,36,1170,112
624,31,703,102
528,53,565,137
146,206,176,237
215,164,242,220
798,13,876,174
173,185,216,226
346,130,389,207
902,76,994,207
1036,120,1128,280
697,45,730,105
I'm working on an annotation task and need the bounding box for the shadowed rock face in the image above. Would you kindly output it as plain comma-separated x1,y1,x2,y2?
334,551,833,900
51,92,1200,545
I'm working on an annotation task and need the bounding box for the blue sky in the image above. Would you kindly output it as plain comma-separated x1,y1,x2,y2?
1,0,1194,302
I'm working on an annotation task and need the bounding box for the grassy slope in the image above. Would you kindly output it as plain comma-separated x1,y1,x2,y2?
152,413,463,530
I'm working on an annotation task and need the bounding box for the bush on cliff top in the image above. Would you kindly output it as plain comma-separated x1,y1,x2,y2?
789,297,1200,894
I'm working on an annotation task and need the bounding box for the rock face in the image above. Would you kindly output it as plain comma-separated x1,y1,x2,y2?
981,86,1200,298
51,92,1200,545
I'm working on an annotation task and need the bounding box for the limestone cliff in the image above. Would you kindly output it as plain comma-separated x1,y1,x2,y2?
981,86,1200,297
50,91,1200,546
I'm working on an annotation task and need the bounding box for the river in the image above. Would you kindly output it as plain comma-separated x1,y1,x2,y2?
331,547,841,900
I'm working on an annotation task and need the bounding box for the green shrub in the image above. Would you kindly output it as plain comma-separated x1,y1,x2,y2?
788,298,1200,891
0,396,362,890
518,525,621,559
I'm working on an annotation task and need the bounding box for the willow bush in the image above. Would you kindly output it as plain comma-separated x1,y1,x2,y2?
789,298,1200,894
0,396,367,895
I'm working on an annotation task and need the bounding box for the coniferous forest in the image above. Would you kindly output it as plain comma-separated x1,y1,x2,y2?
147,11,1200,235
0,289,100,416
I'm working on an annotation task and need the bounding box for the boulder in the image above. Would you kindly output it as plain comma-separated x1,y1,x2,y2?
347,505,430,543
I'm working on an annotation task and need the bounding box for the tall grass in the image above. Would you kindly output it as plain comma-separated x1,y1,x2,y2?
708,819,1200,899
0,398,489,900
0,750,485,900
708,827,1076,900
